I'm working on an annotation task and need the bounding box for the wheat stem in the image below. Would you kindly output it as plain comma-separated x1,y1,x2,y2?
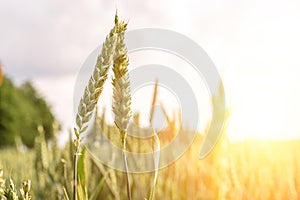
122,137,131,200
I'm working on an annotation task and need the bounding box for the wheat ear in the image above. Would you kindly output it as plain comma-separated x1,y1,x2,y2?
73,12,125,200
111,18,132,200
74,14,120,147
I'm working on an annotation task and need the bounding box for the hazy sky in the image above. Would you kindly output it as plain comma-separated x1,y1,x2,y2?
1,0,300,144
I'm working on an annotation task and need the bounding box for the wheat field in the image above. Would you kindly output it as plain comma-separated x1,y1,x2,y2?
1,123,300,199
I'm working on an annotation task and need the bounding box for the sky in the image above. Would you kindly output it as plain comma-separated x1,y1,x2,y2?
1,0,300,144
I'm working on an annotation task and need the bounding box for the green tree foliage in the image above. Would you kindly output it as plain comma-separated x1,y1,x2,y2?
0,76,57,148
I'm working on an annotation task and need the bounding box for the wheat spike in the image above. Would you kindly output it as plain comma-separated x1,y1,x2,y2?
74,12,127,150
112,22,131,143
20,180,32,200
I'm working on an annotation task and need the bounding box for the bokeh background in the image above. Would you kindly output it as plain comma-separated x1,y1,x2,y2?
1,0,300,199
1,0,300,143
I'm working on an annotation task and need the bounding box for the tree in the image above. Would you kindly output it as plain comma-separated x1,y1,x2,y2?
0,76,58,148
0,77,19,147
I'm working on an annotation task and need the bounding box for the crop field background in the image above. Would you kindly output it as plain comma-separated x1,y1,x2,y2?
1,83,300,199
1,120,300,199
1,0,300,199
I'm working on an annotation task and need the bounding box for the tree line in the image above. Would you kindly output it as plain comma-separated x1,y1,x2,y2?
0,72,58,148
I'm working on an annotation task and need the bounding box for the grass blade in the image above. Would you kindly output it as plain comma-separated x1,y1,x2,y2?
89,172,108,200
